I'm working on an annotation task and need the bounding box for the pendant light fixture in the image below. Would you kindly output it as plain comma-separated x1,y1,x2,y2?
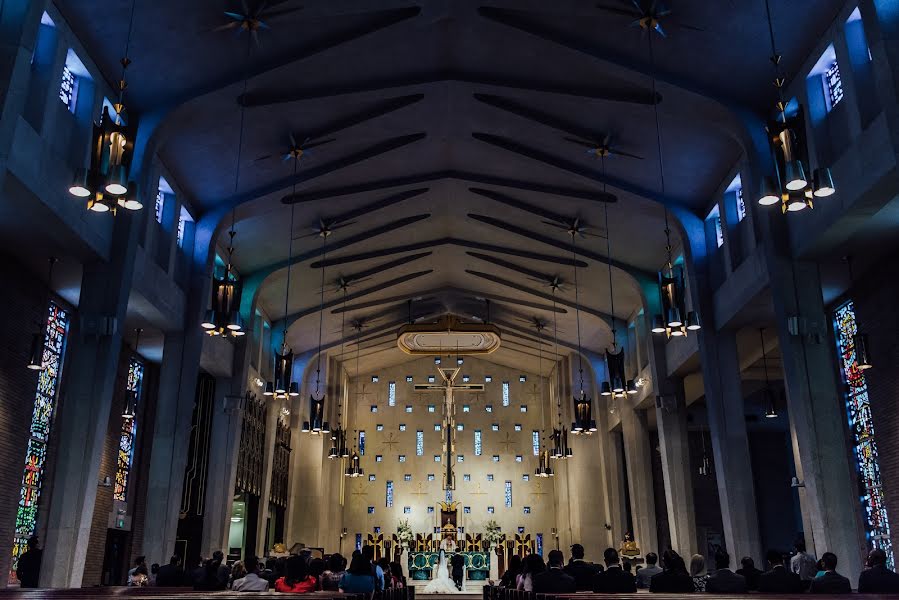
548,286,572,460
304,225,331,434
646,35,701,339
70,0,140,213
844,256,873,370
201,55,250,338
329,289,351,459
122,328,142,419
600,187,632,400
27,257,58,370
759,328,778,418
698,428,712,477
756,0,835,212
344,429,364,478
569,231,596,435
533,320,552,478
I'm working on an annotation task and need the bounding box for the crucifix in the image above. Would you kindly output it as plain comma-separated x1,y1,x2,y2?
415,365,484,490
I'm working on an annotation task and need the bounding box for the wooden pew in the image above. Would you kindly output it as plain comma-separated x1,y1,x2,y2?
483,583,891,599
0,588,414,600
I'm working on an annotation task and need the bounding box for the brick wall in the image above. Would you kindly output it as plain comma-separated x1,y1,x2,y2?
849,259,899,553
0,253,57,586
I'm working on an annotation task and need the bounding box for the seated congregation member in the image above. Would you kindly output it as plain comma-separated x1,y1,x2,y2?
378,557,397,589
690,554,709,592
499,555,522,588
517,553,546,591
533,550,577,594
808,552,851,595
858,548,899,594
650,550,694,593
275,555,317,593
320,553,346,591
229,561,247,588
233,558,270,592
564,543,601,591
339,554,377,594
592,547,636,593
362,545,385,591
15,536,42,588
706,550,747,594
736,556,762,591
390,562,407,589
758,550,803,594
636,552,661,589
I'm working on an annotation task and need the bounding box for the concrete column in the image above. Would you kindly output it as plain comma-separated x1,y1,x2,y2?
704,330,762,564
40,216,140,587
254,400,280,557
655,382,698,558
768,257,865,583
619,405,658,556
142,331,204,565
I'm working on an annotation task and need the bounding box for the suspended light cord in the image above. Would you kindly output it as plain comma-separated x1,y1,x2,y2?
570,234,586,394
551,290,563,430
336,288,348,430
759,328,770,387
603,157,617,350
314,235,328,397
114,0,137,123
647,35,674,267
763,0,787,121
282,160,298,344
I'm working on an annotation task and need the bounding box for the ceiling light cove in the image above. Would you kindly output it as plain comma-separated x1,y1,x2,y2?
397,315,501,356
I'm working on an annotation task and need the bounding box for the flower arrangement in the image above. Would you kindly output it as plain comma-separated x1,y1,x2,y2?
396,518,414,548
484,519,504,550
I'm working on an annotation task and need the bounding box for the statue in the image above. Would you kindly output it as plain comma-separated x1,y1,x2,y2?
619,532,640,558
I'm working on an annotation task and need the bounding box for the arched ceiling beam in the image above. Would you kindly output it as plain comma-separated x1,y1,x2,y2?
467,187,603,227
466,252,563,286
466,270,613,323
282,170,616,204
298,188,430,234
329,252,433,292
466,213,655,282
331,286,568,316
492,318,584,354
309,238,587,270
241,69,660,107
471,133,676,211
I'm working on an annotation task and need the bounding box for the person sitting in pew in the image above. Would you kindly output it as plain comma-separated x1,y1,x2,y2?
155,555,188,587
809,552,851,595
758,550,803,594
858,548,899,594
592,548,636,593
649,550,694,593
533,550,577,594
706,550,747,594
275,554,317,593
339,553,377,594
564,543,601,591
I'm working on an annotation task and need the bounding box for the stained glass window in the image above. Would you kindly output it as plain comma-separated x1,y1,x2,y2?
505,481,512,507
532,431,540,456
502,381,510,406
359,430,365,456
416,430,424,456
474,430,482,455
825,60,844,110
735,186,746,222
369,474,376,481
59,65,77,112
834,300,892,567
12,302,68,580
114,358,143,501
155,190,165,223
388,381,396,406
386,481,394,507
536,532,543,556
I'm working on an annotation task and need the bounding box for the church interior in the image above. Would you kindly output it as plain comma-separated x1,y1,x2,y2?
2,0,899,594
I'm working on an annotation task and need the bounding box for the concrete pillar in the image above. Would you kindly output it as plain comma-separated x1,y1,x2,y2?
768,257,865,583
655,382,698,558
704,330,762,564
619,405,658,556
254,400,280,557
142,332,204,565
40,216,140,587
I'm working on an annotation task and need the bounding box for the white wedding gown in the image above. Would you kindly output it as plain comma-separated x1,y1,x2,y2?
422,552,461,593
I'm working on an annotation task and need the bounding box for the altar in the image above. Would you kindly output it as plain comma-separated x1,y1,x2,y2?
408,551,490,581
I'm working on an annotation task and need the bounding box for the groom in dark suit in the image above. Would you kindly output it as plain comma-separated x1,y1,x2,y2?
450,553,465,590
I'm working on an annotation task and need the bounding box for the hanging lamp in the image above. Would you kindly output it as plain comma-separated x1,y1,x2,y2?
122,328,142,419
548,286,572,459
698,429,712,476
756,0,835,211
645,35,701,339
27,257,58,370
569,232,596,435
345,430,364,478
71,0,140,213
304,224,331,434
329,288,351,458
759,328,778,418
844,256,873,370
600,188,633,400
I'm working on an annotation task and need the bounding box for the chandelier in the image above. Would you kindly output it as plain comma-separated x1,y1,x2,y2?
569,232,596,434
644,34,701,338
757,0,835,212
69,0,139,213
535,445,555,478
328,289,351,458
201,226,245,337
344,430,364,478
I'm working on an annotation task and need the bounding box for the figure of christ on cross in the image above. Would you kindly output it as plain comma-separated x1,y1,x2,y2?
414,365,484,490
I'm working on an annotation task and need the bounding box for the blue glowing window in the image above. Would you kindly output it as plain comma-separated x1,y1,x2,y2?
825,60,844,110
359,431,365,455
368,506,375,514
532,431,540,456
404,474,412,481
427,474,435,481
505,481,512,507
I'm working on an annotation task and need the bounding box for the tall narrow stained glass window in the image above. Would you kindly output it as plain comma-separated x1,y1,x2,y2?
114,358,144,501
502,381,510,407
504,481,512,508
532,431,540,456
388,381,396,406
474,430,482,456
12,302,69,581
386,480,394,507
416,430,424,456
834,300,892,567
59,65,77,112
359,430,365,456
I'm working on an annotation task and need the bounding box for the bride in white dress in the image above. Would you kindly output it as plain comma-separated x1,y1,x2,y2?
422,549,460,593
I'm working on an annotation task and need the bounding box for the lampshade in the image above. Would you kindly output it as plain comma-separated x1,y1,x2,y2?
288,382,300,397
226,311,243,331
321,421,330,434
612,376,624,394
626,380,638,395
670,328,685,337
87,191,115,213
105,165,129,196
764,388,778,418
589,420,597,432
813,168,835,197
651,315,666,334
328,444,339,459
666,307,683,328
600,382,612,396
302,421,311,433
685,311,702,331
201,310,216,329
757,176,780,206
69,168,92,197
119,182,143,210
855,333,873,370
264,382,274,397
786,195,809,212
27,333,43,370
784,160,808,191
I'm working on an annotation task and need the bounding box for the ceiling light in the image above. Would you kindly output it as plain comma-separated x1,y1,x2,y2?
757,176,780,206
68,168,91,197
856,334,873,370
784,160,807,191
626,380,638,395
685,311,702,331
813,168,835,197
27,334,43,370
764,389,778,418
651,316,666,333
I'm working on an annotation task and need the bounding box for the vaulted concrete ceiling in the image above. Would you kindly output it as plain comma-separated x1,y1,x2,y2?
56,0,844,374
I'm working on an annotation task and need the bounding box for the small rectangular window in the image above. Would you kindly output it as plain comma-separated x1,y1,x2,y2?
824,59,844,110
403,506,411,514
368,506,375,514
487,474,494,481
404,474,412,481
428,404,435,412
434,455,441,463
398,455,406,463
463,474,471,482
457,455,465,463
375,455,382,462
177,207,193,248
434,424,441,431
369,474,376,481
428,474,435,481
399,424,406,431
59,65,78,112
405,405,413,413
